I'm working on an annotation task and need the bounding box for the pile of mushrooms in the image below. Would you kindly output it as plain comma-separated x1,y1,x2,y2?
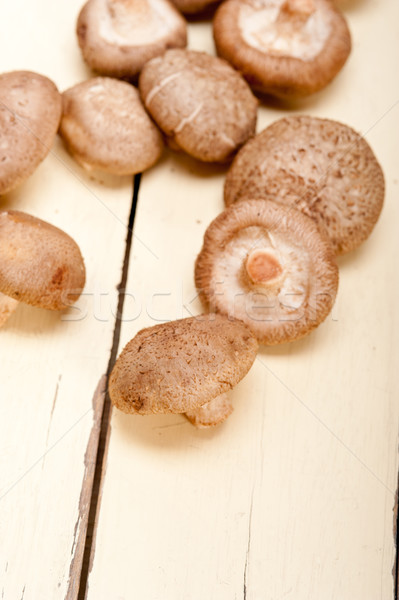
0,0,386,429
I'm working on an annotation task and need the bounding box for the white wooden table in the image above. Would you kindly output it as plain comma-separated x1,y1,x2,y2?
1,1,398,599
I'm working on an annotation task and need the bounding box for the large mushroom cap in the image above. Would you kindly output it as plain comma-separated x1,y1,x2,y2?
109,313,258,414
195,199,338,345
139,49,258,163
0,211,86,310
224,115,385,254
60,77,163,175
0,71,62,195
213,0,351,98
77,0,187,79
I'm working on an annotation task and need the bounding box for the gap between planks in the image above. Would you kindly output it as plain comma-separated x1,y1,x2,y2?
64,174,142,600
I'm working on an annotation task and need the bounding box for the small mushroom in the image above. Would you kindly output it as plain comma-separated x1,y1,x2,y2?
224,115,385,254
59,77,163,175
0,71,62,195
0,211,85,311
0,293,19,327
109,313,258,427
139,49,258,163
77,0,187,79
195,199,339,345
213,0,351,98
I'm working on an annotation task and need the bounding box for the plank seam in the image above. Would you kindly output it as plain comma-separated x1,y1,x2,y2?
76,174,142,600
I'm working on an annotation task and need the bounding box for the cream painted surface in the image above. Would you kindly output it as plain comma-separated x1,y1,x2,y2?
87,2,399,600
0,1,133,599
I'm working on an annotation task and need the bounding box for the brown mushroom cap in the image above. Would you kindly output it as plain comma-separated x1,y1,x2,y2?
0,293,19,327
59,77,163,175
77,0,187,79
0,211,86,310
0,71,62,195
139,49,258,163
213,0,351,98
224,115,385,254
185,392,233,428
109,313,258,414
195,199,338,345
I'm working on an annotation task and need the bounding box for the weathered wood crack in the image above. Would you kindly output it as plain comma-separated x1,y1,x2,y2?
76,174,141,600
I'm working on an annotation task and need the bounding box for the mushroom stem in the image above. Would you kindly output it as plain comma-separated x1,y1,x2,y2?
107,0,151,19
279,0,315,22
245,248,283,286
0,293,19,327
185,393,233,428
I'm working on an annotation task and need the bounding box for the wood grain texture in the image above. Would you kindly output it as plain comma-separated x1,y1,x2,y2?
85,1,399,599
0,2,134,598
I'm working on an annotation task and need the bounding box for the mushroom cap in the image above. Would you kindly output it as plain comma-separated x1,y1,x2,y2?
60,77,163,175
0,211,86,310
213,0,351,98
185,392,233,428
0,293,19,327
0,71,62,195
109,313,258,414
139,49,258,163
195,199,338,345
77,0,187,79
224,116,385,255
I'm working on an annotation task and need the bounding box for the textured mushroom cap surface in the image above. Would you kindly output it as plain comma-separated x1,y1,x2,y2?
0,71,62,195
109,314,258,414
139,49,258,162
60,78,163,175
213,0,351,98
77,0,187,79
185,392,233,428
195,200,338,345
0,211,86,310
0,293,18,327
224,116,385,254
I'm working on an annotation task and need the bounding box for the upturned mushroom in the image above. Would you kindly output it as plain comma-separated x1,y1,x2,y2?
213,0,351,98
59,77,163,175
0,211,86,316
109,314,258,427
0,71,62,195
195,199,339,345
76,0,187,79
224,115,385,254
139,49,258,162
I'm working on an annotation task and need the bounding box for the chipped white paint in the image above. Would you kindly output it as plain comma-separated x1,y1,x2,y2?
87,2,399,600
0,2,133,599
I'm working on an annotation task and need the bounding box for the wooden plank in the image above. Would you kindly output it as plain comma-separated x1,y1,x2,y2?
0,2,134,598
86,2,399,599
